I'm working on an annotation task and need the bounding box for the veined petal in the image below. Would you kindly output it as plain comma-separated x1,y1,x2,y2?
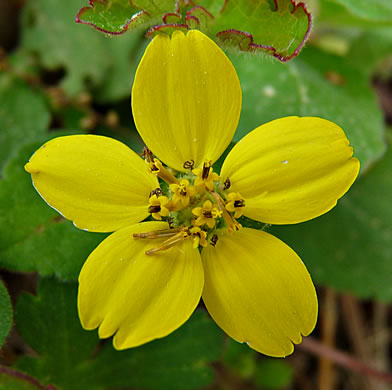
202,228,317,357
78,221,204,349
132,30,241,172
220,117,360,224
25,135,158,232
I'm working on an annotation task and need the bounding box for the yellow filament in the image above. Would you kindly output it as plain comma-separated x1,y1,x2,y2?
211,191,241,233
145,228,189,255
151,159,179,185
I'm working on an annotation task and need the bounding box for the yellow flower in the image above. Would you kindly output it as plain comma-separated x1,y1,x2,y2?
24,30,359,357
225,192,245,218
169,179,196,208
189,226,208,248
148,194,170,220
192,160,220,191
192,200,222,229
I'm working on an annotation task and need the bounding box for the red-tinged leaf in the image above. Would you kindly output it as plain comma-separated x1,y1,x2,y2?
76,0,177,34
212,0,311,61
76,0,312,61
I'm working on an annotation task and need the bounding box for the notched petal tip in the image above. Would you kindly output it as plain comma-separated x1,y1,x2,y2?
132,29,241,172
222,116,361,225
78,222,204,350
25,135,157,232
24,161,38,174
202,228,318,357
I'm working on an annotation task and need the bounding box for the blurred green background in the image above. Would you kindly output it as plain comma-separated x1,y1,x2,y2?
0,0,392,389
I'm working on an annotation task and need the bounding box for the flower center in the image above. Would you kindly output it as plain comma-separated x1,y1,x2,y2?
136,150,246,254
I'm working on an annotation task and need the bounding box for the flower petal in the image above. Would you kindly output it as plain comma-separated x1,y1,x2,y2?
78,221,204,349
202,228,318,357
132,30,241,172
25,135,158,232
220,117,360,224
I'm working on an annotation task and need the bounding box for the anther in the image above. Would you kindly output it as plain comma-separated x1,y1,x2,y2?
202,160,212,179
210,234,218,247
223,177,231,190
183,160,195,170
143,147,154,163
203,211,213,219
148,205,161,213
149,158,179,185
234,199,245,208
166,216,174,228
179,185,187,196
150,188,163,197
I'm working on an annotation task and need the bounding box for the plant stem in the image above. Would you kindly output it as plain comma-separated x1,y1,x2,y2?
299,337,392,385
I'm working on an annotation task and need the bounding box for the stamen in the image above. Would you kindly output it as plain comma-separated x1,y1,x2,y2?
148,194,170,220
203,211,213,219
211,191,241,233
150,188,163,197
189,227,207,248
193,161,220,191
183,160,195,170
148,162,159,172
202,160,212,179
143,147,154,163
145,227,189,255
223,177,231,190
170,179,196,209
148,205,162,213
234,199,245,208
151,159,179,185
226,192,246,218
179,184,187,196
133,227,182,239
210,234,218,247
167,216,174,228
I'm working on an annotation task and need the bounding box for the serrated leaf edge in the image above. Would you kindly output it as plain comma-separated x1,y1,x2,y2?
147,2,215,37
76,0,312,61
76,0,150,35
216,0,312,62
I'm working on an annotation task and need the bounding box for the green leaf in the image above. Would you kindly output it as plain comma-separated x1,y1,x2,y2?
253,359,293,389
95,310,224,390
16,278,224,390
0,367,54,390
94,30,147,103
77,0,311,61
76,0,141,34
347,28,392,77
327,0,392,23
211,0,311,60
270,146,392,302
230,46,386,172
21,0,112,96
223,339,257,380
0,74,50,172
0,280,12,347
0,137,106,281
77,0,177,34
